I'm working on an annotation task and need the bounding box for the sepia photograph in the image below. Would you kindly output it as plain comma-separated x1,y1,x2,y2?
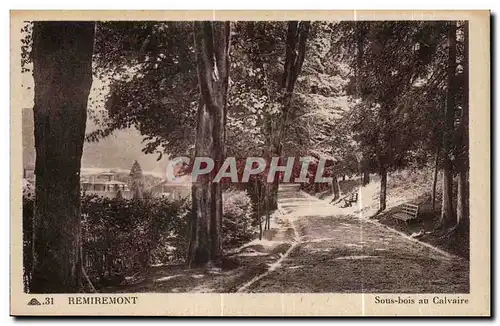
11,10,490,316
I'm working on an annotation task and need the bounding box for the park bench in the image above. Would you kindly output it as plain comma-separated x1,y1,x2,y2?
392,203,419,224
340,192,358,208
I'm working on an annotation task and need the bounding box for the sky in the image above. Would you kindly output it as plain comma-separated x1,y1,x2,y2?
21,71,169,176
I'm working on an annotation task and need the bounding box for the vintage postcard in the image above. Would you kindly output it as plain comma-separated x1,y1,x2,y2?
10,10,490,316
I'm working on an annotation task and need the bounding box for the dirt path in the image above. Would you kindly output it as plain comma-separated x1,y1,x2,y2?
241,184,469,293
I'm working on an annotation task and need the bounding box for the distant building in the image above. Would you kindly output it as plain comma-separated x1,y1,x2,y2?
23,164,35,181
22,167,145,199
23,162,188,200
80,171,132,199
149,175,191,200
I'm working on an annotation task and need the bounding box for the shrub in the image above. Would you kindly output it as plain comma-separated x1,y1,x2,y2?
22,190,190,290
80,195,190,284
22,186,254,290
222,190,254,249
179,190,255,251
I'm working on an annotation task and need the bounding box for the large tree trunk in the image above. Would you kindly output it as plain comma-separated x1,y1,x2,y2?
457,21,469,225
378,166,387,212
30,22,95,293
188,21,231,268
268,21,310,208
439,22,457,227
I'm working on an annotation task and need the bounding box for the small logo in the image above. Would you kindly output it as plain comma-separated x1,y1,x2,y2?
27,298,41,306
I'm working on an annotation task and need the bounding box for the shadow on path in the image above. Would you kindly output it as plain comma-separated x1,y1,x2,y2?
242,184,469,293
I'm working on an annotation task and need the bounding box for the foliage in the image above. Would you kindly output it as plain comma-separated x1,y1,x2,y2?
21,20,468,177
88,22,197,158
89,21,310,160
80,194,190,284
21,20,470,282
222,190,255,248
329,21,452,174
129,160,145,199
23,187,255,289
22,190,190,290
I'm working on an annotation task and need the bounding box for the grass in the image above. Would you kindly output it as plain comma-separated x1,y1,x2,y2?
101,206,296,293
367,168,469,259
312,168,469,259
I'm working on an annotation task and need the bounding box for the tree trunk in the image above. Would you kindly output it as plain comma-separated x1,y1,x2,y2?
457,170,467,223
362,169,370,186
314,182,320,194
439,22,457,227
30,22,95,293
258,203,262,240
254,180,263,240
332,175,340,201
441,161,454,226
379,167,387,212
268,21,310,207
432,146,440,211
360,152,370,186
264,186,270,230
457,21,469,225
188,22,231,268
268,182,279,211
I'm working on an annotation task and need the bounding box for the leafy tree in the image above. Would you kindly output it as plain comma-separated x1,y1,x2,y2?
129,160,145,199
267,21,311,206
188,21,231,268
66,19,469,254
225,21,287,227
439,22,458,227
89,22,197,158
331,21,448,212
289,22,355,187
455,21,469,226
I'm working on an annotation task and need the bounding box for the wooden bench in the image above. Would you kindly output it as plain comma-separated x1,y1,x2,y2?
341,192,358,208
393,203,419,224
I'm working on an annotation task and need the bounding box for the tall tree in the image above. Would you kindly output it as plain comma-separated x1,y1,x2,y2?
355,22,371,186
268,21,310,208
431,146,440,211
188,21,231,268
275,21,310,156
129,160,145,199
31,22,95,293
332,21,447,213
89,22,198,158
439,22,457,227
456,21,469,225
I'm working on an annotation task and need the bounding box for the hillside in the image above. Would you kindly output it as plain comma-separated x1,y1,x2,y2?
315,168,469,259
22,108,168,175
